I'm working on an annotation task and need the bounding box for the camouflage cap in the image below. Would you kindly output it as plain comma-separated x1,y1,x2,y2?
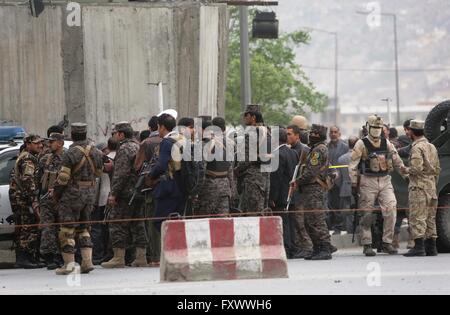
24,134,44,144
48,133,65,142
113,121,133,133
310,124,328,136
71,122,88,134
243,104,261,115
410,120,425,130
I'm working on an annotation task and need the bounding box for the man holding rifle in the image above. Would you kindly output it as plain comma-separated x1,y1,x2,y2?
102,122,149,269
289,124,334,261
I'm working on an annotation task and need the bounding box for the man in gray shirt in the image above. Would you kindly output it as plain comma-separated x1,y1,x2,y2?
336,137,359,233
327,126,349,234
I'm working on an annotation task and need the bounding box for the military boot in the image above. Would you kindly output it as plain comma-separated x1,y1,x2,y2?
304,247,320,260
382,242,398,255
404,238,426,257
425,239,438,257
43,253,59,270
292,249,313,259
14,249,40,269
131,248,149,267
311,244,332,261
29,252,46,269
363,245,376,257
55,253,76,276
80,248,95,274
101,248,126,269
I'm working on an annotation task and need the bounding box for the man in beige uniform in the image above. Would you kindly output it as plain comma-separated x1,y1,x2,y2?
402,120,441,257
349,115,406,256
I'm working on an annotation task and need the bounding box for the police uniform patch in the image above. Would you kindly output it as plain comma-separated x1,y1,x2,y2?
310,152,320,166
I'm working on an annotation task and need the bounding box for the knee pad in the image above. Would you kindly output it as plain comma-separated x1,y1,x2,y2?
77,228,93,248
59,227,76,252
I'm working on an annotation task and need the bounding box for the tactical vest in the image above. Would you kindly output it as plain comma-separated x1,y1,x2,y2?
359,138,393,177
205,138,231,178
72,145,97,182
41,154,58,193
154,134,184,180
14,151,37,189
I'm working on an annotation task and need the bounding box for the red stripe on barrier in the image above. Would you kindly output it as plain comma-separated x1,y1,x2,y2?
163,221,187,251
210,218,235,248
259,217,283,246
210,218,237,280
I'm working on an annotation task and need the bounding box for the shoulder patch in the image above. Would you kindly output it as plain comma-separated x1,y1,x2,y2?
310,151,321,166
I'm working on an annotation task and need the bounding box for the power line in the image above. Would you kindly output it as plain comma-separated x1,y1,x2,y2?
301,65,450,73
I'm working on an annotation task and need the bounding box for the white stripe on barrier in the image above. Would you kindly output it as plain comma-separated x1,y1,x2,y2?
234,217,261,273
185,219,213,264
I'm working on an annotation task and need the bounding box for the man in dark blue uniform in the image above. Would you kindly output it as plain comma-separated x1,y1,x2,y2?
149,114,186,231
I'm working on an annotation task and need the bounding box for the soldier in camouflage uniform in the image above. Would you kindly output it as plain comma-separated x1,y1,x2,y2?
37,133,65,270
11,135,44,269
294,124,333,260
102,122,149,269
195,117,233,216
403,120,441,257
53,123,103,275
235,105,270,215
349,115,406,257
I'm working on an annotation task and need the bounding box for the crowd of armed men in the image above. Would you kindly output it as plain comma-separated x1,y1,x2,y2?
10,104,441,275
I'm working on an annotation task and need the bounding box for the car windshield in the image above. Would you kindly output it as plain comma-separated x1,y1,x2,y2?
0,152,18,186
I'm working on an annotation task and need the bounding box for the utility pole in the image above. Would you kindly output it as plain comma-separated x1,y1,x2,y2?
334,33,339,126
357,10,401,125
219,1,279,113
382,98,393,126
300,27,339,126
239,7,252,112
392,14,401,125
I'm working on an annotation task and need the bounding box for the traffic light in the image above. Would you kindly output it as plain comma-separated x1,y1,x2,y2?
252,11,279,39
29,0,44,18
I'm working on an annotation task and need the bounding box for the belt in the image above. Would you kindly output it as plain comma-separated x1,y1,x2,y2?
206,170,228,178
75,181,96,188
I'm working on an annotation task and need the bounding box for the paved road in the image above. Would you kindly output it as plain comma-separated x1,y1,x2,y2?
1,247,450,295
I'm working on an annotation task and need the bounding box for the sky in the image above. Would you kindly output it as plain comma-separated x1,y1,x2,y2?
276,0,450,116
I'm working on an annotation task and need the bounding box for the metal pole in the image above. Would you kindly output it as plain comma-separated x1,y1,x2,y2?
239,7,252,113
158,82,164,113
334,33,339,126
382,98,392,126
392,14,401,125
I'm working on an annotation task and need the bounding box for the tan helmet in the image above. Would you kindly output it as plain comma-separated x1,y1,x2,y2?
290,115,309,130
366,115,384,139
367,115,384,128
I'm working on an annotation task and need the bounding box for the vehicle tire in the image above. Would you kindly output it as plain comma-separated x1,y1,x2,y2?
424,100,450,142
437,194,450,253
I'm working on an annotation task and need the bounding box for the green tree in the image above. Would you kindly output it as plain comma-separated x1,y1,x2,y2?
226,10,327,126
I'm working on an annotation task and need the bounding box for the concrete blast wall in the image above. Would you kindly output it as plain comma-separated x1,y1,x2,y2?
0,2,229,141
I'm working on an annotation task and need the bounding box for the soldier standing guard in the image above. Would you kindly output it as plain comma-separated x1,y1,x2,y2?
402,120,441,257
235,105,270,215
294,124,334,260
37,133,65,270
102,122,149,269
11,135,45,269
53,123,103,275
349,115,407,257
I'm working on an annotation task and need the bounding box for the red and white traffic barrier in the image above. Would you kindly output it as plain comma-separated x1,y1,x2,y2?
160,216,288,282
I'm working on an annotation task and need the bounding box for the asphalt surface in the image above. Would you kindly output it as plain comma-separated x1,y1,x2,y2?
1,247,450,295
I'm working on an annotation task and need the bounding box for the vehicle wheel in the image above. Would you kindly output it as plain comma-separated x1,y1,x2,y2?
437,194,450,253
425,100,450,142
